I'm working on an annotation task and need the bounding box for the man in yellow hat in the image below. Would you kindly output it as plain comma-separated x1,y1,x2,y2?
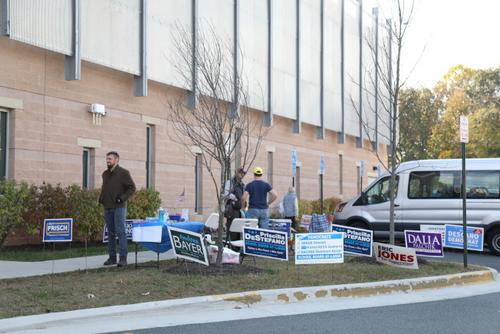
241,167,277,229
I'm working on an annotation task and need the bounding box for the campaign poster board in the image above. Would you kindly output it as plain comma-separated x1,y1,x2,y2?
420,224,445,241
243,227,288,261
444,225,484,252
43,218,73,242
373,242,418,270
168,227,209,266
269,219,292,239
103,220,135,243
295,232,344,265
331,224,373,257
404,230,444,257
132,221,163,243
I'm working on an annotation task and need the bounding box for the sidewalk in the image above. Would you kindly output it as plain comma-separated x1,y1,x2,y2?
0,269,498,334
0,251,175,279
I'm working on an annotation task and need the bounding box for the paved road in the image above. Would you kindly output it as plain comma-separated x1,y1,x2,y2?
114,291,500,334
439,249,500,271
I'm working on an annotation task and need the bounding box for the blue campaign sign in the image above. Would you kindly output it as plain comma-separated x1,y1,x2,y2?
295,232,344,264
319,155,325,175
444,224,484,252
103,220,135,243
291,150,297,177
331,224,373,257
243,227,288,261
43,218,73,242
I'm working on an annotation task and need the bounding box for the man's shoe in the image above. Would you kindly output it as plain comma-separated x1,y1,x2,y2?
103,257,117,266
117,256,127,267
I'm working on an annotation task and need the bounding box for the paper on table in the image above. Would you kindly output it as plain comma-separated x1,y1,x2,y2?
132,225,162,243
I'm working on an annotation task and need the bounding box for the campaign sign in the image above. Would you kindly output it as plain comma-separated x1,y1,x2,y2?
420,224,445,241
243,227,288,261
269,219,292,239
43,218,73,242
373,242,418,270
168,227,209,266
404,230,444,257
103,220,135,243
444,225,484,251
295,232,344,265
331,224,373,257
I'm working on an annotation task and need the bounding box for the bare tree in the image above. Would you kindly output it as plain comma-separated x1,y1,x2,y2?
166,24,265,265
350,0,415,244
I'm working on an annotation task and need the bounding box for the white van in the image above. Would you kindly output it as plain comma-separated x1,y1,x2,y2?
333,159,500,255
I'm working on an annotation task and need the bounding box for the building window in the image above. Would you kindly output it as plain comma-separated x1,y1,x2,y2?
82,148,92,189
146,125,154,188
339,154,343,195
296,166,301,200
267,151,274,186
0,110,7,179
195,153,203,214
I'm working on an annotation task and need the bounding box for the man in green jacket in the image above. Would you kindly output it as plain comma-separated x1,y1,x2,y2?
99,151,136,267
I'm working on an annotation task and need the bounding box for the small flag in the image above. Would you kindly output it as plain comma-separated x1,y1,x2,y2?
175,189,185,207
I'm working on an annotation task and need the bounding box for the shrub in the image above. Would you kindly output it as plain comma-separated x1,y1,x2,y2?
125,188,162,220
298,197,342,219
2,181,162,246
0,180,30,245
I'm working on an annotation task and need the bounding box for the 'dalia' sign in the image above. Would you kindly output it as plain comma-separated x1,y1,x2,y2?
373,242,418,270
43,218,73,242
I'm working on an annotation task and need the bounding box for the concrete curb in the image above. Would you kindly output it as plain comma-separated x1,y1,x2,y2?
0,267,497,332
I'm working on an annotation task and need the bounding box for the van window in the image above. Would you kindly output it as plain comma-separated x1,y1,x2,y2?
364,176,399,205
467,171,500,199
409,171,461,199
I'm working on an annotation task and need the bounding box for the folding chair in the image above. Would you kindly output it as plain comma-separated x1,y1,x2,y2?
203,213,220,244
226,218,258,264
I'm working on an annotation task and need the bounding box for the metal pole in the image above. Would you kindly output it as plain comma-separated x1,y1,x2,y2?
462,143,468,268
320,174,324,214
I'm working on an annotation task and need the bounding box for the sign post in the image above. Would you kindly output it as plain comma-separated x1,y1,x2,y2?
460,115,468,268
359,160,365,194
319,155,325,214
291,150,297,187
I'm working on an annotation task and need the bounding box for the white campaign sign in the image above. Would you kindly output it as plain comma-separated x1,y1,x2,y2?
420,224,446,240
373,242,418,270
460,115,468,143
295,232,344,265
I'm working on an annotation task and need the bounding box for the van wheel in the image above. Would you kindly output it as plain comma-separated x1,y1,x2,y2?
487,228,500,256
350,221,369,230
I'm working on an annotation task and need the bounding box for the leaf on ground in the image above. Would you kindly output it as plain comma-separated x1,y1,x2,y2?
141,292,150,296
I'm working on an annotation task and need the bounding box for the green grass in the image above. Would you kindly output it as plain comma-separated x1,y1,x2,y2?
0,256,477,319
0,243,144,261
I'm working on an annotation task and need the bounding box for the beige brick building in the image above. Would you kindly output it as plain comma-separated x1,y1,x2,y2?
0,0,389,221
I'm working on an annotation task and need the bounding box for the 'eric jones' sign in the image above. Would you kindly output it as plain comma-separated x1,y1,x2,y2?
373,242,418,270
43,218,73,242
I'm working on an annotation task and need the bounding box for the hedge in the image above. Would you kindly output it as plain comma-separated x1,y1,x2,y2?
0,181,161,246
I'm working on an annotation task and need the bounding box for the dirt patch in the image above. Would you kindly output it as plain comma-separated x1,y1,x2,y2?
163,262,264,276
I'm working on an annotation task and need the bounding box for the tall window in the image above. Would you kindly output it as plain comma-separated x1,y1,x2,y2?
339,154,343,195
296,166,301,199
195,153,203,213
82,148,92,189
146,125,154,188
267,151,274,186
0,110,7,179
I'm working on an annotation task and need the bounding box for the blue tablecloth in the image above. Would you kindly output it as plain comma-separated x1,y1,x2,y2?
135,220,205,253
